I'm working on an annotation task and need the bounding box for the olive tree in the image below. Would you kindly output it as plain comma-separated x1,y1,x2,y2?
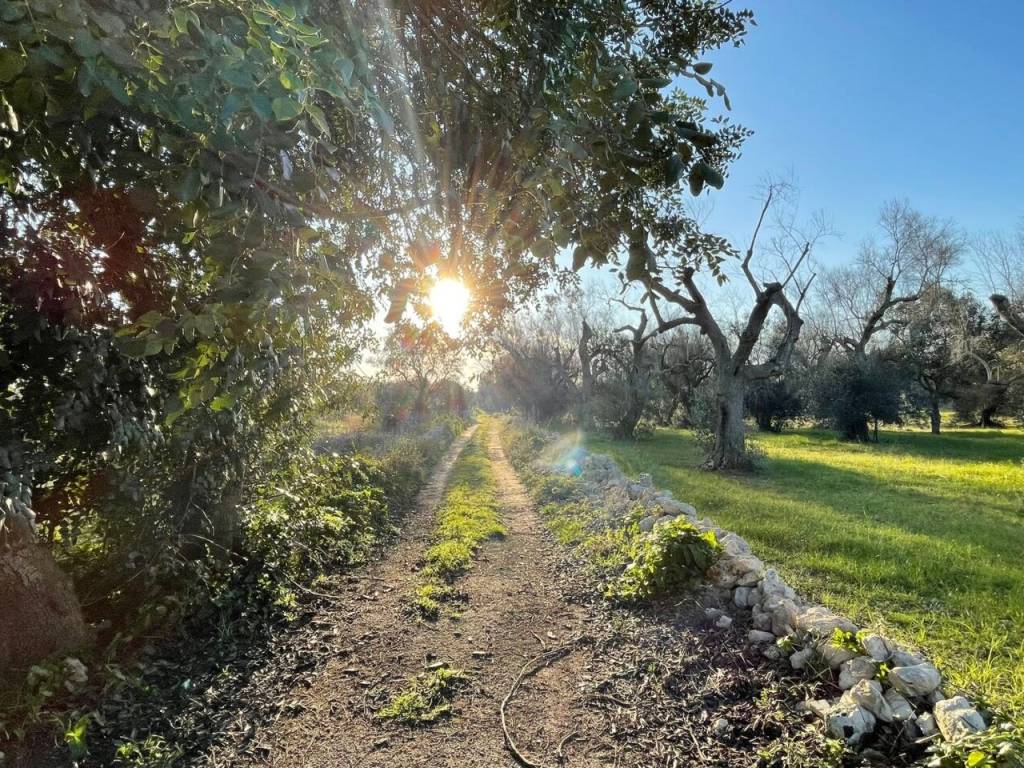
632,184,824,469
821,201,962,439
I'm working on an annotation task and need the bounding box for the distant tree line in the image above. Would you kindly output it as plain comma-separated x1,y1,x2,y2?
480,204,1024,461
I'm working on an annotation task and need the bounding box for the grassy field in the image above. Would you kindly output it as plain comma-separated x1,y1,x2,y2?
585,425,1024,718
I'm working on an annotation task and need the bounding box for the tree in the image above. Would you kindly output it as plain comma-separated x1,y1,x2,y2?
596,301,662,439
653,327,715,426
825,201,962,360
378,323,464,423
976,221,1024,339
631,183,823,469
0,0,756,666
745,378,802,433
821,201,962,439
811,355,910,441
896,288,977,434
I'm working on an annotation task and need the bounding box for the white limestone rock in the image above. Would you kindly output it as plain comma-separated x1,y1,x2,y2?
860,633,893,663
848,679,893,723
708,554,764,589
790,647,816,670
890,648,926,668
826,692,877,745
733,586,753,608
883,689,914,721
915,712,938,738
838,657,877,690
715,614,733,630
638,515,658,532
933,696,986,741
794,605,858,639
747,629,775,645
888,663,942,698
817,641,858,670
719,532,751,556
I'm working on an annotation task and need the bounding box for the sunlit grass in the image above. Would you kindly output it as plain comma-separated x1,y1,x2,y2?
586,425,1024,718
412,424,506,618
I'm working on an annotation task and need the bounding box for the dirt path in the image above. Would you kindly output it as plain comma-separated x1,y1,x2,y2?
214,426,610,768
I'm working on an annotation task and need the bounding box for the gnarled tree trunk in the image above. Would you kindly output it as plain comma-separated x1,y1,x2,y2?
707,374,749,470
0,516,89,683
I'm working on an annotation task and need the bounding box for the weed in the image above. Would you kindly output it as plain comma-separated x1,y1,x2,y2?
377,667,470,724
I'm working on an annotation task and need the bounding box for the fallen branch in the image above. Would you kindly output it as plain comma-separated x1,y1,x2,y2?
556,729,579,764
500,645,574,768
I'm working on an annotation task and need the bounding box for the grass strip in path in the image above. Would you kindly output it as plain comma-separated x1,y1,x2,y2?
412,422,507,619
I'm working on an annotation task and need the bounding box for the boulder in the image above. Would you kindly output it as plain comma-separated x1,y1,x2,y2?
752,609,772,632
890,648,926,668
759,569,796,601
888,663,942,698
848,679,893,723
817,641,858,670
826,693,877,745
933,696,986,741
838,657,877,690
764,596,799,637
719,532,751,557
883,689,914,721
708,554,764,589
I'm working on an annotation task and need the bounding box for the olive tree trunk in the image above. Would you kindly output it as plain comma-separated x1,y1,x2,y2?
0,516,89,682
707,374,749,470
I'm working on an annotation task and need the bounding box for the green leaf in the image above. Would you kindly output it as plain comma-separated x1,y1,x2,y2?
611,76,637,102
626,240,649,282
337,57,354,85
664,155,685,186
305,103,331,136
271,96,302,121
0,49,25,83
72,32,101,59
172,7,189,34
279,70,302,90
210,393,236,411
173,168,202,202
688,161,725,195
966,752,988,767
693,62,713,75
571,245,589,272
64,716,89,759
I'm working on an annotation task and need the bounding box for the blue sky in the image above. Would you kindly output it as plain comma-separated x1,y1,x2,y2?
695,0,1024,266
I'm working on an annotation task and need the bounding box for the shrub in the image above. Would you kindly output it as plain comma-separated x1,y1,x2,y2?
606,518,721,602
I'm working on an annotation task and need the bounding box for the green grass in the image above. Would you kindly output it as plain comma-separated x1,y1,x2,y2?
585,425,1024,718
412,424,506,618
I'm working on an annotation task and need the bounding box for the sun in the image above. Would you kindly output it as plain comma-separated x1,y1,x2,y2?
428,277,471,336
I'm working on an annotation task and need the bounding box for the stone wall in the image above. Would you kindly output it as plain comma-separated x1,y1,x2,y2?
557,449,993,751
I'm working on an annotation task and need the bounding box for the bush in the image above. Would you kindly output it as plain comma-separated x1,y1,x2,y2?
606,518,721,602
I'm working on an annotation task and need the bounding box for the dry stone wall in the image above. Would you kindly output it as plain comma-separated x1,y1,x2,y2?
557,449,991,751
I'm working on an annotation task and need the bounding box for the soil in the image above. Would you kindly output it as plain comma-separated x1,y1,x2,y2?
10,425,857,767
198,426,844,768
